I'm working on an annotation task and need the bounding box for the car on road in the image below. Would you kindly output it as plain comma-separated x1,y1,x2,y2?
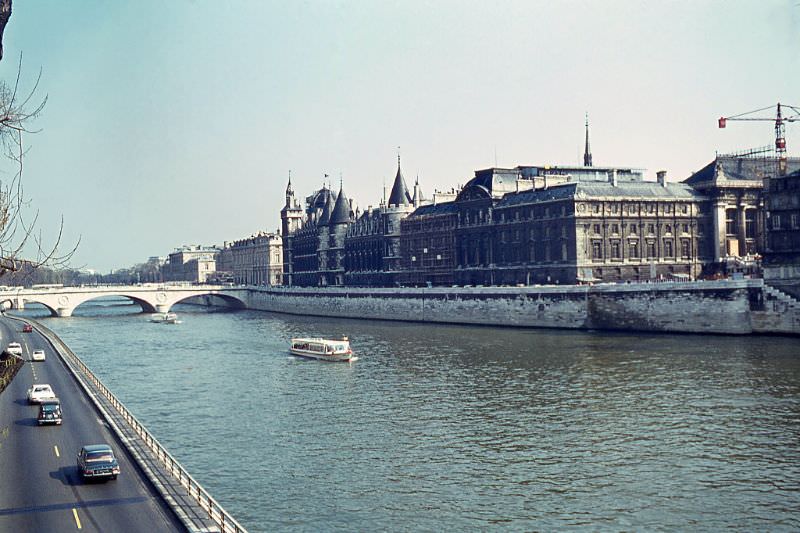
27,384,56,404
38,399,62,425
31,349,46,362
5,342,22,357
77,444,120,480
22,324,33,333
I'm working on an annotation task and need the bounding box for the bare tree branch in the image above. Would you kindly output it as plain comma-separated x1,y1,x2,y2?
0,54,78,279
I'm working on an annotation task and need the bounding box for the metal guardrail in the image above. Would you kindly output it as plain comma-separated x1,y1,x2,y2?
29,318,248,533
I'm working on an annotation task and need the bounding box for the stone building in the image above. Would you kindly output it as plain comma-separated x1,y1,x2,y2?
281,180,355,287
345,158,421,286
399,200,458,286
280,176,304,286
282,185,334,286
217,232,283,286
683,153,800,262
279,133,791,287
763,167,800,293
452,167,707,285
161,245,219,283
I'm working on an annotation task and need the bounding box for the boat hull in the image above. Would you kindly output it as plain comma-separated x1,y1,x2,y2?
289,348,356,362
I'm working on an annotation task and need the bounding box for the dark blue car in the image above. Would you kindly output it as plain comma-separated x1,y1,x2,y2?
77,444,120,480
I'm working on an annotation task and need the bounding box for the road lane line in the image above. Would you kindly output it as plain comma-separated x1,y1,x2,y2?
72,508,82,529
54,445,60,457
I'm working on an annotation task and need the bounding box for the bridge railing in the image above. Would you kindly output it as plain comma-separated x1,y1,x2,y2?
29,318,248,533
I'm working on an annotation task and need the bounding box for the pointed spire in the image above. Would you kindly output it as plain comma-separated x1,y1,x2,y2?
330,181,351,225
319,187,333,225
412,174,424,207
284,170,296,209
388,154,410,207
583,112,593,167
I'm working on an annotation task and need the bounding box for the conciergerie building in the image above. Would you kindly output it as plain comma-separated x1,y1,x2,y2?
280,126,800,287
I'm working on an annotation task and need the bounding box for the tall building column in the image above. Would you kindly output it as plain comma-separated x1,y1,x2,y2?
756,199,766,253
737,204,747,257
712,200,726,261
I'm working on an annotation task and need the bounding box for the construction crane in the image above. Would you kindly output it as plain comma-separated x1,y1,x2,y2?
719,103,800,175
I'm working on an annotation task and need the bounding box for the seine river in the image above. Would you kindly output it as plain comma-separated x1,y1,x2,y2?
18,298,800,532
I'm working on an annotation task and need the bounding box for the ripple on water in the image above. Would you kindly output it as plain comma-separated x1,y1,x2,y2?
20,300,800,532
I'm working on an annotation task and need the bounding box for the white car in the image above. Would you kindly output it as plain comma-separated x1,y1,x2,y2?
6,342,22,356
31,350,46,362
27,384,56,404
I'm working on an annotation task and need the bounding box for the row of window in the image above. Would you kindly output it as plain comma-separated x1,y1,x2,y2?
591,222,697,236
482,201,696,224
770,213,800,230
591,239,692,260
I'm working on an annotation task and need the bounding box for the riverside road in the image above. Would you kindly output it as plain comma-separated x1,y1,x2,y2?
0,316,184,532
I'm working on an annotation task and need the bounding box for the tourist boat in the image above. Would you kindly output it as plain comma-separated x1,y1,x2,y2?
149,312,181,324
289,337,356,362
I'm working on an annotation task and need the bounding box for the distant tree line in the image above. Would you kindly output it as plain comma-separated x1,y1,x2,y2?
2,260,162,287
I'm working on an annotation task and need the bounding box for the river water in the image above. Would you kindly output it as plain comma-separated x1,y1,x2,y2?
18,298,800,531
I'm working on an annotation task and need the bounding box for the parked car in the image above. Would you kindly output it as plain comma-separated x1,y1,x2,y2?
22,324,33,333
6,342,22,356
27,384,56,404
31,350,46,362
38,399,62,425
77,444,120,480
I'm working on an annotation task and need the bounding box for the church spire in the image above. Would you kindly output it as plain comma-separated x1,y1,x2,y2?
583,113,593,167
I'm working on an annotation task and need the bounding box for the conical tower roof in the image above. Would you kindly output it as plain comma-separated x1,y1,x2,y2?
330,184,351,224
318,189,333,225
388,156,411,207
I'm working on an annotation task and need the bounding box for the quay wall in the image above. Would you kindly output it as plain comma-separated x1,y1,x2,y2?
243,279,800,335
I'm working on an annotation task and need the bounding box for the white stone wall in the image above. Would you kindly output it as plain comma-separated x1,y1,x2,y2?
245,279,798,335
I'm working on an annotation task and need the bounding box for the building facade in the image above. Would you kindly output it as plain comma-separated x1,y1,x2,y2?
345,159,421,286
450,167,707,285
161,245,219,283
281,144,792,287
684,153,800,262
399,201,458,286
217,233,283,286
763,168,800,291
281,181,356,287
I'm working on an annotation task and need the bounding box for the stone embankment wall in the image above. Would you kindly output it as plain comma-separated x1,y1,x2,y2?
244,279,800,335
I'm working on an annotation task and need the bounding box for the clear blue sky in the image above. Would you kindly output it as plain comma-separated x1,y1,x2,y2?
3,0,799,272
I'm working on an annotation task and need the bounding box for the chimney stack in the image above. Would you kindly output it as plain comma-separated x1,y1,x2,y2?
608,169,618,187
657,170,667,187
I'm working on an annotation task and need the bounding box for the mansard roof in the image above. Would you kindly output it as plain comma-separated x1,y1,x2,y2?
330,186,352,224
574,181,704,200
684,155,800,188
407,201,458,218
388,162,411,206
459,167,521,201
496,181,704,208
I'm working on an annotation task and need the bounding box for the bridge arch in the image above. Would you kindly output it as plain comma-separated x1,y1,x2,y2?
22,293,158,317
159,292,248,314
10,285,250,317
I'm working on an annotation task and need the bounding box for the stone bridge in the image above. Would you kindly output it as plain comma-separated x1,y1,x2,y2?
0,284,250,317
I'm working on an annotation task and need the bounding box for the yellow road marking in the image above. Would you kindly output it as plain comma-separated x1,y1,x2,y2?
72,508,82,529
54,445,60,457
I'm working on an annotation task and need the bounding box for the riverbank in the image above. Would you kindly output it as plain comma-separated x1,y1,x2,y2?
243,279,800,335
